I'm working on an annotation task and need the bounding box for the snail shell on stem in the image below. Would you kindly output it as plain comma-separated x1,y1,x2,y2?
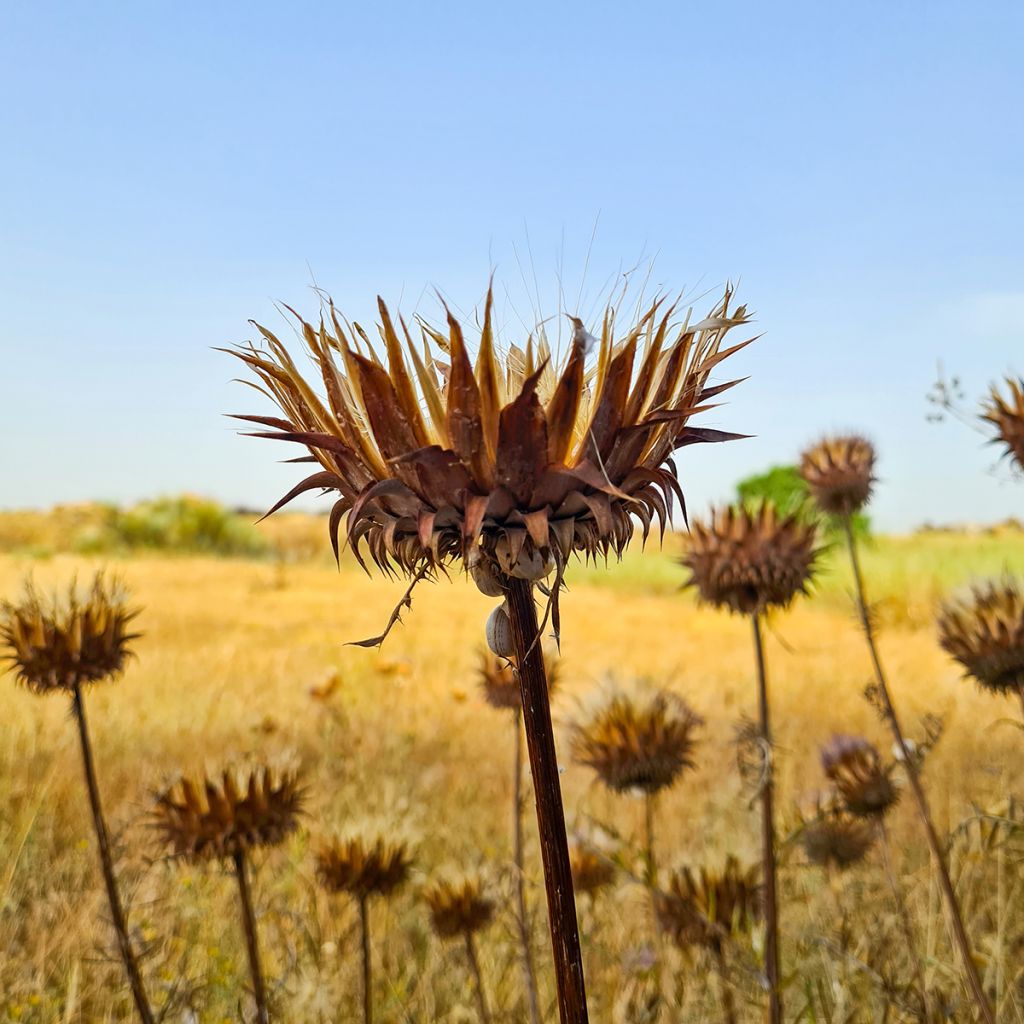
486,602,515,659
495,536,556,582
470,557,506,598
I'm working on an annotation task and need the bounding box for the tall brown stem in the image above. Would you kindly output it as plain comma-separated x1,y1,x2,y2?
713,945,738,1024
465,931,492,1024
841,516,995,1024
358,894,373,1024
751,614,782,1024
513,707,544,1024
71,684,155,1024
233,850,270,1024
504,576,589,1024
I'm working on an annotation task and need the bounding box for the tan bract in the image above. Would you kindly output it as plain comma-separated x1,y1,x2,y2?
0,574,138,694
982,377,1024,472
227,286,752,577
799,435,876,516
821,735,898,818
315,832,412,899
422,873,494,939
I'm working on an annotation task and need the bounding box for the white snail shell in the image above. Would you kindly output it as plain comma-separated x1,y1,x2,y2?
470,558,505,597
495,536,555,581
486,602,515,658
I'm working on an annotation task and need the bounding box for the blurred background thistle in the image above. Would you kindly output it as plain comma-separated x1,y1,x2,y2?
982,376,1024,473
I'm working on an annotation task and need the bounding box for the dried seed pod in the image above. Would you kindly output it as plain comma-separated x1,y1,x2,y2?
477,649,559,711
982,376,1024,472
681,503,819,616
569,843,616,897
485,602,515,658
799,435,876,516
315,832,412,899
422,873,495,939
799,798,876,870
821,735,899,817
937,579,1024,694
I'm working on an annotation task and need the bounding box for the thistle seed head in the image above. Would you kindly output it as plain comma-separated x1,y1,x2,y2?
799,435,876,516
820,735,898,817
569,687,703,795
569,843,616,897
477,649,559,711
982,377,1024,472
799,798,876,870
681,503,819,615
228,285,752,579
937,579,1024,694
153,764,304,861
422,872,494,939
315,832,412,899
0,574,138,694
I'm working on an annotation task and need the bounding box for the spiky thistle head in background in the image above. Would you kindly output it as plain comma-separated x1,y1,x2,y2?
798,797,876,870
820,735,898,818
0,574,139,694
315,831,412,900
680,503,819,616
799,435,876,516
937,579,1024,694
569,842,617,897
153,765,304,861
422,872,495,939
655,855,762,953
477,648,559,710
982,377,1024,472
226,285,752,581
568,686,703,794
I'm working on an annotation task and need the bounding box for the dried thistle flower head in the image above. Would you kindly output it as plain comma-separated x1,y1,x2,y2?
422,872,495,939
982,377,1024,471
799,798,876,870
569,843,616,897
681,504,819,615
820,735,898,817
315,831,412,899
153,765,304,861
937,579,1024,694
227,285,752,579
477,649,559,710
799,435,876,516
569,687,703,794
655,855,761,952
1,574,138,694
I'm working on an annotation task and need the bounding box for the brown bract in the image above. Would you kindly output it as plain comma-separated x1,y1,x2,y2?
477,649,559,710
656,856,761,952
821,735,898,818
569,688,702,794
982,377,1024,472
799,799,875,870
0,574,138,694
153,766,304,861
315,833,412,899
937,579,1024,694
681,504,819,615
422,874,494,939
799,435,876,516
227,286,752,577
569,843,616,897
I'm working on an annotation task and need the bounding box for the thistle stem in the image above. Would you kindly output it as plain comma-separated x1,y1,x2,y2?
233,850,270,1024
465,931,492,1024
71,683,155,1024
358,894,373,1024
841,516,994,1024
751,614,782,1024
513,707,544,1024
504,575,589,1024
713,945,738,1024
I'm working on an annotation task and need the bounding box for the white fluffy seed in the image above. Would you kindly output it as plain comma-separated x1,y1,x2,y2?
486,603,515,658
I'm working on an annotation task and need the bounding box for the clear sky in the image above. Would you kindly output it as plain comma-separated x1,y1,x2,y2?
2,1,1021,531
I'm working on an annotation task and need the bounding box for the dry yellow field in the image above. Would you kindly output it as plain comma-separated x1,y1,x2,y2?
1,528,1023,1022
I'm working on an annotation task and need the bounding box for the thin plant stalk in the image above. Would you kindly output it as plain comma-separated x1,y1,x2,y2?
233,850,270,1024
71,683,156,1024
358,894,373,1024
712,946,738,1024
751,614,782,1024
504,576,588,1024
465,931,492,1024
841,516,995,1024
512,706,544,1024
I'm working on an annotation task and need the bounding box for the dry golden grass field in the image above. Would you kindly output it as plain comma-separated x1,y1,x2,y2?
2,519,1024,1023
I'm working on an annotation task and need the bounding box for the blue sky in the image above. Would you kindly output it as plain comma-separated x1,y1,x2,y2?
1,1,1021,531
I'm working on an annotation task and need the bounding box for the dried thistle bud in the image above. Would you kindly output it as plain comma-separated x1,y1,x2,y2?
0,574,138,694
655,855,761,952
799,798,876,870
153,765,304,861
820,735,898,817
477,649,559,711
569,843,616,897
937,579,1024,694
982,377,1024,472
422,873,494,939
799,435,876,516
315,832,412,899
569,687,703,795
681,504,819,615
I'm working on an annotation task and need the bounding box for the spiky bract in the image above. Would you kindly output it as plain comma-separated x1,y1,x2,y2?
799,800,876,870
477,649,558,710
937,580,1024,694
799,435,876,516
315,832,412,899
569,843,616,897
655,856,761,953
228,287,752,578
422,874,495,939
569,688,703,794
982,377,1024,471
681,504,819,615
821,735,898,817
153,766,303,861
0,574,138,694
